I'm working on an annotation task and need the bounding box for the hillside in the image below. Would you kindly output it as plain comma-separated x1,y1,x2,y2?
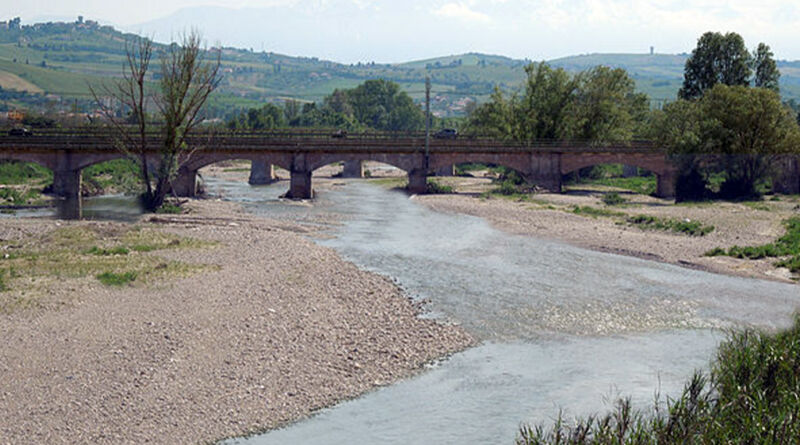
1,18,800,119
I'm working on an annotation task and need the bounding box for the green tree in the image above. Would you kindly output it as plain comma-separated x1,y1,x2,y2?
346,79,424,131
679,32,752,100
700,84,800,197
565,66,648,143
463,87,514,139
513,63,575,140
752,43,780,92
228,103,286,129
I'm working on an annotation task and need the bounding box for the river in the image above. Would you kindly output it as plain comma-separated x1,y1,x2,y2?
6,178,797,444
205,178,800,444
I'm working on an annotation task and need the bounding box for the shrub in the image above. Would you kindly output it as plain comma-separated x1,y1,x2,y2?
426,180,455,194
601,192,626,206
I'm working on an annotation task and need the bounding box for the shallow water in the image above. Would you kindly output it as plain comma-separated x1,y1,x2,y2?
206,178,799,444
0,194,144,222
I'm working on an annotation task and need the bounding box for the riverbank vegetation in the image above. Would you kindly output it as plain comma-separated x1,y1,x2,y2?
518,315,800,444
706,217,800,274
0,224,217,313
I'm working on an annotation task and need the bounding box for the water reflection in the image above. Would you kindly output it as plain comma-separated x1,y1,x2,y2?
2,194,144,222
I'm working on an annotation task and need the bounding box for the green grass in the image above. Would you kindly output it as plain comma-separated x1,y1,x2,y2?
0,161,52,184
82,159,142,194
601,192,626,206
96,271,137,286
518,315,800,444
0,226,218,312
426,179,455,194
626,214,715,236
572,206,626,218
706,217,800,273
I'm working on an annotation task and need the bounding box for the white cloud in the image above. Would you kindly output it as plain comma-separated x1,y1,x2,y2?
433,2,493,23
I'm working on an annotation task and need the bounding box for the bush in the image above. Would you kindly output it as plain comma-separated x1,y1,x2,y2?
601,192,626,206
426,180,455,194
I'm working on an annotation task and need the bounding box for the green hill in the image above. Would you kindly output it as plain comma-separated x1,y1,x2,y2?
1,18,799,118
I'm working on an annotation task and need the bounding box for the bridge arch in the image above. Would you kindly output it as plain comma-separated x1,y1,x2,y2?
0,153,56,171
182,152,293,173
560,153,676,198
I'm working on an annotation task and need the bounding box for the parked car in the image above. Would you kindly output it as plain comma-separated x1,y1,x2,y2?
8,127,33,137
331,129,348,139
434,128,457,139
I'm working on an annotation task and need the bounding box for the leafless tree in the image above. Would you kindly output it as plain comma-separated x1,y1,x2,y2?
91,31,220,210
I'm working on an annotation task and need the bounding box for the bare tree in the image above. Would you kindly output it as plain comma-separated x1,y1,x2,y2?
91,31,220,210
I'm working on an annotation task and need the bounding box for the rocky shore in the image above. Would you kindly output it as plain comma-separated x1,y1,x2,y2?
0,200,472,444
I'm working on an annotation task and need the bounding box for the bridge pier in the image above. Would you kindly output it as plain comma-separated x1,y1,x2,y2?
773,156,799,194
655,170,677,199
286,169,313,199
248,160,275,185
529,153,562,193
407,169,428,194
171,169,198,197
52,169,82,198
341,160,364,178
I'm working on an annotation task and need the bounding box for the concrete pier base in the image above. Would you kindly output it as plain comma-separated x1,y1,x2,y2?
656,170,677,199
407,169,428,194
286,169,313,199
248,160,275,185
52,169,82,198
341,160,364,178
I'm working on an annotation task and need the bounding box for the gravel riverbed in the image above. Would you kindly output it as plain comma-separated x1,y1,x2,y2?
0,200,472,444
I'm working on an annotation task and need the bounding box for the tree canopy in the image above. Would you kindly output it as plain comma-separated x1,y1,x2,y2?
679,32,780,100
465,62,647,144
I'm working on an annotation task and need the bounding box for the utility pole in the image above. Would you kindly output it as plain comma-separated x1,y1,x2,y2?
425,75,431,171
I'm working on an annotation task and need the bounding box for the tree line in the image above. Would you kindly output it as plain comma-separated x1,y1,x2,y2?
464,31,800,201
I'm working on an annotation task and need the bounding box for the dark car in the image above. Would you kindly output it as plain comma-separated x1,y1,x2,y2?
331,129,347,139
434,128,457,139
8,127,33,137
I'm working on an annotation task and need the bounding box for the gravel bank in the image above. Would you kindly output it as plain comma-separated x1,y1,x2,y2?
0,200,472,444
416,180,799,283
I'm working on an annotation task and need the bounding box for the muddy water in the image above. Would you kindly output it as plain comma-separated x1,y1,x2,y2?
210,178,799,444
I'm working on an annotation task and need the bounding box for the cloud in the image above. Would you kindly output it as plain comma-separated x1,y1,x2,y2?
433,3,492,23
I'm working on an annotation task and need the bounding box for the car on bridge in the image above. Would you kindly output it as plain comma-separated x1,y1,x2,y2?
7,127,33,137
331,129,347,139
434,128,457,139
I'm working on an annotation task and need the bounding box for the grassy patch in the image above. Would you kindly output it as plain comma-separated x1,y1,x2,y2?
156,203,183,214
626,214,715,236
578,176,657,196
742,201,772,212
571,206,625,218
368,177,407,189
705,217,800,274
0,187,45,206
96,271,137,286
0,225,218,312
601,192,626,206
426,179,455,194
82,159,142,194
0,161,52,185
222,167,251,173
518,316,800,444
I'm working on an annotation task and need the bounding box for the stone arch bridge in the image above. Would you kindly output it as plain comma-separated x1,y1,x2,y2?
0,129,752,200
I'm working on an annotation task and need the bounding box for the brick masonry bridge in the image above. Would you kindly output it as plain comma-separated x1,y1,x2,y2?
0,129,797,199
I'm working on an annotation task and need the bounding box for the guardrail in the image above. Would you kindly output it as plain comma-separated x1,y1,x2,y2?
0,127,662,152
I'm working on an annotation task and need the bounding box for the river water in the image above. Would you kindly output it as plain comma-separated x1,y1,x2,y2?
7,178,797,443
206,178,800,445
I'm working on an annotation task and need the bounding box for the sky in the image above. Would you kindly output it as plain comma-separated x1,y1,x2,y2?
4,0,800,63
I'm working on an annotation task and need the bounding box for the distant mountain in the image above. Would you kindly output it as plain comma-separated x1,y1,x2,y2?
1,18,800,119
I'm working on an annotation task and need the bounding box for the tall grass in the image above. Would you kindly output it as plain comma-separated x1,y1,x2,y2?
706,217,800,273
518,316,800,444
